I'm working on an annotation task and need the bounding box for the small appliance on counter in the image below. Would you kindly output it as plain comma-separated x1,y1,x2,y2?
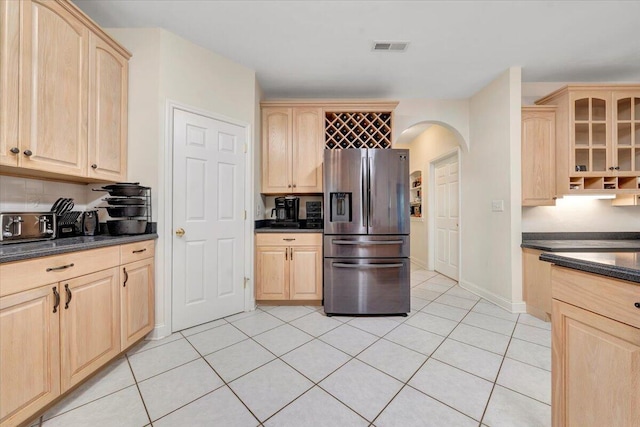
0,212,56,244
270,195,300,228
81,210,99,236
95,183,151,235
306,201,322,229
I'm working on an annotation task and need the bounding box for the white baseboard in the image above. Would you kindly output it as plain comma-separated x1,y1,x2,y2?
459,279,526,314
410,257,428,270
149,323,172,340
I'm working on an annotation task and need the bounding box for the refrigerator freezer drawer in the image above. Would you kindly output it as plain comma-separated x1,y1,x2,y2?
324,258,410,315
323,235,409,258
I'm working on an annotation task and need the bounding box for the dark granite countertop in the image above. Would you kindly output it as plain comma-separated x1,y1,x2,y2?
521,232,640,252
255,219,322,234
0,234,158,264
539,252,640,284
522,239,640,252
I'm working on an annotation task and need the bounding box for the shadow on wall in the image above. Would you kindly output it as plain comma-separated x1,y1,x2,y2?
394,122,465,272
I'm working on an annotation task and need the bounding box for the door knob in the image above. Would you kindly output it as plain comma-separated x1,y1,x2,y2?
175,228,185,237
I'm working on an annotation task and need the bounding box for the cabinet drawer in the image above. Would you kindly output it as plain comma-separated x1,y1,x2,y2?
256,233,322,247
120,240,155,264
0,246,120,297
552,266,640,328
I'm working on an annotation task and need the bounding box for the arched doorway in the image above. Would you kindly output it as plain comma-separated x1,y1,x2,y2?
394,121,467,280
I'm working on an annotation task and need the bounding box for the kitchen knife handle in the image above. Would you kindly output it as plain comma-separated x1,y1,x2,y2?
46,263,75,272
52,286,60,313
123,267,129,287
64,284,72,309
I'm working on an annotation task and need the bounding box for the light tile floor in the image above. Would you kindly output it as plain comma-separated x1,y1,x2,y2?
33,268,551,427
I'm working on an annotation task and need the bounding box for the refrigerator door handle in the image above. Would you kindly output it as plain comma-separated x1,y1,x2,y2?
332,262,404,269
332,240,404,245
367,156,372,224
361,158,367,226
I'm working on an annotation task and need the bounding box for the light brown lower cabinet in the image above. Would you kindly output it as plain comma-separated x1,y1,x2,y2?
0,241,155,427
255,233,322,301
551,266,640,427
522,248,552,321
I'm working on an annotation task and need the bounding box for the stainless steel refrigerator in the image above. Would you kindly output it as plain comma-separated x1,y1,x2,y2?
323,148,410,316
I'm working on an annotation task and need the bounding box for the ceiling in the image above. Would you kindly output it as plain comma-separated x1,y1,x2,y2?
74,1,640,99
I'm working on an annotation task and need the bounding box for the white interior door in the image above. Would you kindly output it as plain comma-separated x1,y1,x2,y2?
434,153,459,280
172,108,246,331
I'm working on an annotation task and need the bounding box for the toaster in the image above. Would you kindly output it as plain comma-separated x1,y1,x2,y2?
0,212,56,244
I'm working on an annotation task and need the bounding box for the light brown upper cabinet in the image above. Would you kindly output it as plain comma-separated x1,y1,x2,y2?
536,85,640,195
522,106,557,206
0,0,130,183
88,33,128,182
261,106,323,194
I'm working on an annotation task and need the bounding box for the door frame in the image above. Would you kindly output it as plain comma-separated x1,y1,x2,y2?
163,100,255,335
427,148,461,280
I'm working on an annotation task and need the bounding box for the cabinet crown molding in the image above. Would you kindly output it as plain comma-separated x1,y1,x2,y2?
261,99,399,111
535,84,640,105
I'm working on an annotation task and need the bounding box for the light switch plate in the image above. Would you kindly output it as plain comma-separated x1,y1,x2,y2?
491,200,504,212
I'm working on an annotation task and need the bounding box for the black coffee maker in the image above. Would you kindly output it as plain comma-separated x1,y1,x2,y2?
272,196,300,227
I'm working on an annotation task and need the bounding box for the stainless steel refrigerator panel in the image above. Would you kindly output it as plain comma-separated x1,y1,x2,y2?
323,258,410,315
368,149,410,235
323,149,368,235
323,235,409,258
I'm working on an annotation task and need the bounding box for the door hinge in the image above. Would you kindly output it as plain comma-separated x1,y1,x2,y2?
244,277,249,289
244,210,247,220
244,144,247,153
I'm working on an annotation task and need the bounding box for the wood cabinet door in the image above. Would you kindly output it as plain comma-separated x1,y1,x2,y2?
255,246,289,300
262,107,292,193
0,0,20,167
19,0,88,176
121,258,154,350
611,91,639,175
292,107,323,193
60,267,120,392
522,107,556,206
289,246,322,300
569,91,612,175
0,284,60,427
88,32,128,182
552,300,640,427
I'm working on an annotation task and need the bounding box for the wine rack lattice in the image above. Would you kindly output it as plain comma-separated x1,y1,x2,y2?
325,112,392,149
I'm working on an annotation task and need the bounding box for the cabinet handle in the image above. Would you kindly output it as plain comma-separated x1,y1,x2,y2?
634,302,640,309
23,149,32,156
52,286,60,313
283,238,296,241
9,147,19,154
290,248,293,259
64,284,72,309
46,263,75,272
123,267,129,287
91,163,98,169
285,248,288,260
132,248,147,254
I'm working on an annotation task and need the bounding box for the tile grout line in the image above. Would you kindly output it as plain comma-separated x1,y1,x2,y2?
125,354,154,426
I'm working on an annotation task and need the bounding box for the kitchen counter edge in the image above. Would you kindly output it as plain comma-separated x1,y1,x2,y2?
255,228,323,234
539,252,640,284
0,234,159,264
521,239,640,252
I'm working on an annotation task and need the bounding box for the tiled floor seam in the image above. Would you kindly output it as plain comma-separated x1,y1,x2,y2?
504,354,551,372
478,312,520,425
126,355,153,426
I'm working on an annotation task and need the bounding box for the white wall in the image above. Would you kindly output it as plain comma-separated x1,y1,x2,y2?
523,198,640,231
396,125,460,268
460,68,524,312
106,28,257,338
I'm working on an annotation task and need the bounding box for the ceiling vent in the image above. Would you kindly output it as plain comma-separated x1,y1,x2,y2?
372,41,409,52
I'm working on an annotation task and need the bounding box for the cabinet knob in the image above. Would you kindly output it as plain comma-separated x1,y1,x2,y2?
9,147,19,154
91,164,97,169
634,302,640,309
614,166,620,170
293,184,297,188
288,184,292,188
609,166,614,171
23,149,32,157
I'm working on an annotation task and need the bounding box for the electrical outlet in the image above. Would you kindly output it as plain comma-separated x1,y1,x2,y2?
491,200,504,212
